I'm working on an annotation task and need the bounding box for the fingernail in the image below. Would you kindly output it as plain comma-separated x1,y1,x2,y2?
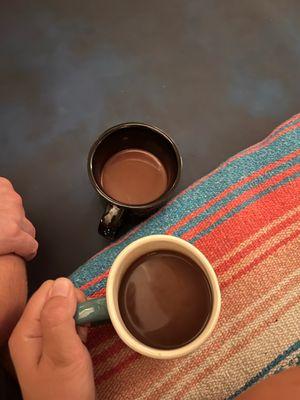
50,278,72,298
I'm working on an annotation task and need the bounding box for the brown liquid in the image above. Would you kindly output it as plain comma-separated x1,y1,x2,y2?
100,149,168,205
118,250,212,350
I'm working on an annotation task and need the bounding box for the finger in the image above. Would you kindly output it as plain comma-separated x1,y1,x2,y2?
0,193,23,212
75,288,88,343
0,177,14,191
11,231,38,260
75,288,86,303
9,280,54,373
20,217,36,238
40,278,87,367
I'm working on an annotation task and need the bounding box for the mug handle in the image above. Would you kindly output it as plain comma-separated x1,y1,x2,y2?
98,203,125,239
75,298,109,325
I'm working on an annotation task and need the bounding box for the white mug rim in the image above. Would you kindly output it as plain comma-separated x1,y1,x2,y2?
106,235,221,359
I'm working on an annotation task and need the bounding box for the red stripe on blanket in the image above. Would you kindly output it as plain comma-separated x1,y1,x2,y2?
216,208,300,275
81,270,109,291
183,163,300,241
168,150,299,236
194,178,300,261
95,352,140,384
221,228,300,290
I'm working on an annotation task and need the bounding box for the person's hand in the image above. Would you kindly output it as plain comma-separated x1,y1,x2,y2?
0,177,38,260
9,278,95,400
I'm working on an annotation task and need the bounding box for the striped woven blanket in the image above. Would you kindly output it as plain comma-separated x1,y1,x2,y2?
71,114,300,400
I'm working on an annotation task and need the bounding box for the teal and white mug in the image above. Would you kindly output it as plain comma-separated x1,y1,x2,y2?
75,235,221,359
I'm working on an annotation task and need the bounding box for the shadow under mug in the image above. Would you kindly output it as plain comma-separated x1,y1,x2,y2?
88,122,182,239
74,235,221,359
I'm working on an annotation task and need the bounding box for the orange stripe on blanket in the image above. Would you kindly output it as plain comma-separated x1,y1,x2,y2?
193,178,300,261
216,243,300,326
221,228,300,289
88,288,106,298
168,150,299,236
216,208,300,276
214,205,300,271
183,163,300,241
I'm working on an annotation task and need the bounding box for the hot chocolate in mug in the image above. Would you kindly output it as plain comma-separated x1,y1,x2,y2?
75,235,221,359
88,123,182,239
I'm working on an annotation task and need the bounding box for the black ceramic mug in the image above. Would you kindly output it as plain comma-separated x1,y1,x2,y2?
88,122,182,239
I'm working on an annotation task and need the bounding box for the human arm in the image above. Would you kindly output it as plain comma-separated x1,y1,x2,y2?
0,177,37,347
0,255,27,347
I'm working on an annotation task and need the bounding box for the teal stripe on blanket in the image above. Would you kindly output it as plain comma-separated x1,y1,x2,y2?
167,131,299,227
174,155,299,238
191,171,300,244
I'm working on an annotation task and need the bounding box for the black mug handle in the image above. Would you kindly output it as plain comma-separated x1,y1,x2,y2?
98,203,125,239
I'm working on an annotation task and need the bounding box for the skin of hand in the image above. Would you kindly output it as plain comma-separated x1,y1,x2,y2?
237,367,300,399
0,255,27,347
0,177,38,260
0,178,36,349
9,277,95,400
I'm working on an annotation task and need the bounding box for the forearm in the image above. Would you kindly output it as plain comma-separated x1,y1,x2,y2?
0,255,27,347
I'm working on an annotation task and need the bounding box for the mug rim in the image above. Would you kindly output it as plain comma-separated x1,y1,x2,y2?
87,122,183,210
106,235,221,359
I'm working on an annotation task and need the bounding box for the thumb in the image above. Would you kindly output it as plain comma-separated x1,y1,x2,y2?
40,278,86,366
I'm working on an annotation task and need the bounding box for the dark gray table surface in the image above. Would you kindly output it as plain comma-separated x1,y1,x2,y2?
1,1,300,399
1,1,300,294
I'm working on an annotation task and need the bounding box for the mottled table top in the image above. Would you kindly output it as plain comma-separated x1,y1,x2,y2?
1,1,299,293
